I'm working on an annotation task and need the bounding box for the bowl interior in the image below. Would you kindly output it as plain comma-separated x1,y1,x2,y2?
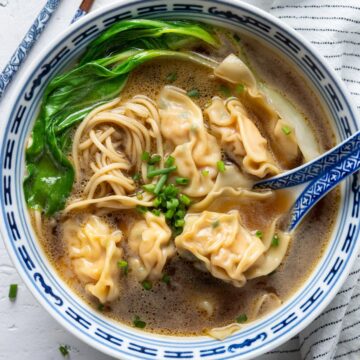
1,1,359,359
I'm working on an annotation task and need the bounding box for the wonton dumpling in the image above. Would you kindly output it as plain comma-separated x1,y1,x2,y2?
214,54,301,168
128,212,175,281
159,86,222,197
64,215,123,303
175,210,266,287
158,85,203,146
190,164,272,212
245,219,291,279
205,97,280,178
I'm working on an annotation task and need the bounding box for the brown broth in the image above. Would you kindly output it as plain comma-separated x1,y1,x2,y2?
32,28,340,336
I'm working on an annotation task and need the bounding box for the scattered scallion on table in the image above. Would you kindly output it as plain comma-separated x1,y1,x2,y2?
8,284,18,301
59,345,70,357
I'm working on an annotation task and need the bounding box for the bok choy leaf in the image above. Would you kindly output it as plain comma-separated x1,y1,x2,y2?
80,19,219,64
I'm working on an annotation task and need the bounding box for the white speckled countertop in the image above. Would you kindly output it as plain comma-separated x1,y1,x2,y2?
0,1,272,359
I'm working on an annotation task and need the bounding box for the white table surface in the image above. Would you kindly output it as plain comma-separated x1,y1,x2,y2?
0,1,274,359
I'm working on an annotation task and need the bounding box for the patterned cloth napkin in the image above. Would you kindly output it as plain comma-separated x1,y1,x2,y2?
246,0,360,359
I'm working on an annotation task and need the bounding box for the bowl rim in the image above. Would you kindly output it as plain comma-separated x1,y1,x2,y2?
1,0,359,359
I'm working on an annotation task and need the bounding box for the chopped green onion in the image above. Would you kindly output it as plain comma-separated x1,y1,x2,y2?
136,192,143,200
219,84,231,97
175,219,185,227
217,160,225,173
165,209,175,219
8,284,17,301
201,169,209,177
142,184,156,193
118,260,129,275
136,205,148,214
153,197,162,207
152,209,161,216
271,234,280,247
212,220,220,228
167,198,179,210
187,88,200,98
132,173,141,181
162,274,171,285
281,125,292,135
133,315,146,328
236,314,248,323
147,165,177,178
166,72,177,83
142,280,152,290
176,209,186,219
176,177,190,185
165,155,175,167
255,230,263,239
235,84,245,94
179,194,191,206
59,345,70,357
164,184,179,197
154,174,168,195
141,151,150,162
98,303,105,311
148,154,161,165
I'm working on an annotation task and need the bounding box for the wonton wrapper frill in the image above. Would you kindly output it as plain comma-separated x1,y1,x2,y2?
158,86,221,197
214,53,301,168
175,210,266,287
128,212,175,281
64,215,123,303
205,97,280,178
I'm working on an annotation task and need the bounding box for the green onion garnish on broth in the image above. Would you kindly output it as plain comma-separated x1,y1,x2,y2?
98,303,105,311
166,72,177,83
175,219,185,228
162,274,171,285
147,165,177,179
255,230,263,239
212,220,220,228
271,234,280,247
201,169,209,177
152,209,161,216
165,155,175,167
165,208,175,220
154,174,168,195
118,260,129,275
142,280,153,290
142,184,156,193
219,84,231,97
167,198,179,210
148,154,162,165
281,125,292,135
8,284,18,301
59,345,70,357
179,194,191,206
217,160,226,173
141,151,150,162
236,314,248,323
187,88,200,98
235,84,245,94
175,177,190,185
133,315,146,329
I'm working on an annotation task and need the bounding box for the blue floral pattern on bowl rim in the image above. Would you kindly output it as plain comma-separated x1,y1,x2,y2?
0,0,359,359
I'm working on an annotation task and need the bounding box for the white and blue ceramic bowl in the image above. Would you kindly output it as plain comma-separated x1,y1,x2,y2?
1,1,359,359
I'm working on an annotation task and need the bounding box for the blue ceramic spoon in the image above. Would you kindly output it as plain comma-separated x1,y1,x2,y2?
254,130,360,231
